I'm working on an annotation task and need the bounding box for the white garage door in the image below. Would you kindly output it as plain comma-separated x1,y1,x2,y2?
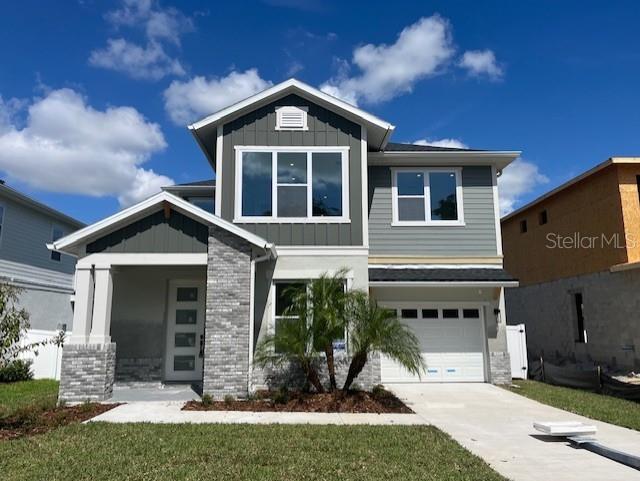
381,306,486,383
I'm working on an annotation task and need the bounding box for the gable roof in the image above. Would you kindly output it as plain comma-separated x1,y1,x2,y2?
188,78,395,150
0,182,84,229
49,191,274,257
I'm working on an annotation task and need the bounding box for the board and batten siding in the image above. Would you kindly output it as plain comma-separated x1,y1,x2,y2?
0,193,77,275
219,94,363,246
86,210,208,254
368,165,498,256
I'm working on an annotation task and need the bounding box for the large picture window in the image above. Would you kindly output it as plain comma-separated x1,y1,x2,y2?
392,168,464,225
236,147,349,222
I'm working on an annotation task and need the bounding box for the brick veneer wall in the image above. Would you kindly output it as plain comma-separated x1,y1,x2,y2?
203,226,252,399
58,343,116,403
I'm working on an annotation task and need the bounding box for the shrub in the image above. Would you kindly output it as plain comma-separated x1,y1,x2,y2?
371,384,386,398
272,386,289,405
201,394,213,406
0,359,33,383
223,394,235,405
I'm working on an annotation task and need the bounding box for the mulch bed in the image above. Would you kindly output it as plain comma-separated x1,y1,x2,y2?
183,389,413,414
0,403,118,441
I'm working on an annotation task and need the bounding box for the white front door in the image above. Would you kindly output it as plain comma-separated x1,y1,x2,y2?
165,280,206,382
381,305,486,383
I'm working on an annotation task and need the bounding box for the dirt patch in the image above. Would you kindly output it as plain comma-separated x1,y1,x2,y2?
183,389,412,414
0,403,118,441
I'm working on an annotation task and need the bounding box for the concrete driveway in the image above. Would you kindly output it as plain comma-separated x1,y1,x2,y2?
390,383,640,481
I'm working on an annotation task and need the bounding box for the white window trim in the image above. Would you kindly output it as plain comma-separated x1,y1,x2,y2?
275,106,309,131
391,167,465,226
234,146,350,223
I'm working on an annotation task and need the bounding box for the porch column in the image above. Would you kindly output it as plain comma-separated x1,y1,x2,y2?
69,266,94,344
88,265,113,345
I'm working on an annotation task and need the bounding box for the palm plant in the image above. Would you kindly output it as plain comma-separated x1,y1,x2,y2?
253,284,325,393
342,292,425,391
307,268,350,391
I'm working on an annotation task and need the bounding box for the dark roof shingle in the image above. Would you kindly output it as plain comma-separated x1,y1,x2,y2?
383,142,482,152
369,267,517,283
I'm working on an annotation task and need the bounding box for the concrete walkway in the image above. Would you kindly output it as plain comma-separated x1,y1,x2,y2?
391,383,640,481
89,401,425,425
109,384,201,403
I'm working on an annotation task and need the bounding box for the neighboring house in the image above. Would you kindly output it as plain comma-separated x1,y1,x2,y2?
502,157,640,371
50,79,520,402
0,182,84,377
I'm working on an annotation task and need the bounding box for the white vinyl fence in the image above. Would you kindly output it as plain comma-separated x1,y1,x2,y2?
506,324,528,380
19,329,69,380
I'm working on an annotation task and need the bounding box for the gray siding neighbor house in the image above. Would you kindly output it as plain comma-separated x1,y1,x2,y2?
50,79,520,402
0,182,84,332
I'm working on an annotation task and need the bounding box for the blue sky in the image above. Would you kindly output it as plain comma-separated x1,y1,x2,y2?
1,0,639,224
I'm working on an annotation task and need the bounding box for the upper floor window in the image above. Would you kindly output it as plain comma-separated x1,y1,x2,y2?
520,219,528,233
538,210,548,225
275,106,308,130
391,168,464,226
235,147,349,223
185,196,214,214
51,225,64,261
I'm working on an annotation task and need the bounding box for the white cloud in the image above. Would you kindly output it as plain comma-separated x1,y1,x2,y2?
90,0,193,80
320,15,455,105
89,39,185,80
459,49,503,80
0,88,172,207
414,138,468,149
498,159,548,215
163,69,272,125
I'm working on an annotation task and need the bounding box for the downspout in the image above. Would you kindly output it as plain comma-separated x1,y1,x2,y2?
247,245,276,395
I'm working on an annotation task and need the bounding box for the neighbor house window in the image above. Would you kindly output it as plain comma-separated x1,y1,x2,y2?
51,225,64,261
539,210,548,225
236,147,348,222
520,219,528,233
392,168,463,225
574,292,587,343
0,205,4,245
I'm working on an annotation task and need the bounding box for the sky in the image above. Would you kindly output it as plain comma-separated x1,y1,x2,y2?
1,0,639,224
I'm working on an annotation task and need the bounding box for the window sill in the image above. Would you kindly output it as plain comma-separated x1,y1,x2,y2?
234,217,351,224
391,221,466,227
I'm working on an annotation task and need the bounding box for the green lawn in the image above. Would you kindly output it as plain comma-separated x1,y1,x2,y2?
0,380,59,418
0,423,506,481
509,380,640,431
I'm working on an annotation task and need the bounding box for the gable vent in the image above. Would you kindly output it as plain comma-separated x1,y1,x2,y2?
276,106,308,130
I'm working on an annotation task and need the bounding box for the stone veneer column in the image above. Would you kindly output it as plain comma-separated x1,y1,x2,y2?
489,351,512,385
203,226,252,399
58,343,116,403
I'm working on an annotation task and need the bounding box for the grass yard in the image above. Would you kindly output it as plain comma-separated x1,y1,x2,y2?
0,423,506,481
509,380,640,431
0,380,59,418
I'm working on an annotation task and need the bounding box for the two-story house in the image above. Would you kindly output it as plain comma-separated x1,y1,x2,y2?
50,79,519,402
0,182,84,377
503,157,640,371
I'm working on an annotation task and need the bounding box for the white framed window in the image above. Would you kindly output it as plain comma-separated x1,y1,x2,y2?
51,225,64,261
275,106,308,130
391,167,464,226
234,146,350,223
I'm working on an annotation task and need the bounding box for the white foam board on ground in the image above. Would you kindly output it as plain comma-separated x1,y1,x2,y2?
533,421,598,436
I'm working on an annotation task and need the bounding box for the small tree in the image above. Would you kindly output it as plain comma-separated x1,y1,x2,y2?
307,269,350,391
343,292,425,391
0,283,64,372
253,284,324,393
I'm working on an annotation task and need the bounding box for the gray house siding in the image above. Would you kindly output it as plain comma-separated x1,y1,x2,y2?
0,194,77,274
219,94,363,246
368,165,498,256
86,210,208,254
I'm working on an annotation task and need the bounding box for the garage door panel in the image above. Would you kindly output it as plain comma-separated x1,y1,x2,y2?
381,306,486,384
